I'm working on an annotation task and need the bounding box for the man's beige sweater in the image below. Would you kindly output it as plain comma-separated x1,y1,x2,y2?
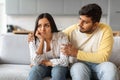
63,23,113,63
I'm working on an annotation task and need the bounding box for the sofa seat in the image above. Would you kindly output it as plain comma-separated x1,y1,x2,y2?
0,64,53,80
0,64,30,80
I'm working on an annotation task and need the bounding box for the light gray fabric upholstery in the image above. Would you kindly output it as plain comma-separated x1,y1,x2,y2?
0,64,30,80
109,37,120,66
0,33,30,64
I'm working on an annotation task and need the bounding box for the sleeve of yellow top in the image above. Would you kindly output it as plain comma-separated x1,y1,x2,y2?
62,24,78,40
77,24,114,63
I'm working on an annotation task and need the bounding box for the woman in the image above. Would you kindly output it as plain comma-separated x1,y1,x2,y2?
27,13,69,80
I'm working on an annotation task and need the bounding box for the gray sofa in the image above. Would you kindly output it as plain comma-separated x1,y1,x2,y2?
0,33,120,80
0,33,30,80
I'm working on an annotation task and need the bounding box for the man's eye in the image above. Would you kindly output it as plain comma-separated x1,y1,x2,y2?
83,21,88,24
84,22,88,24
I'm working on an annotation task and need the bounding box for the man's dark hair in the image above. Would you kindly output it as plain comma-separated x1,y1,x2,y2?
79,3,102,23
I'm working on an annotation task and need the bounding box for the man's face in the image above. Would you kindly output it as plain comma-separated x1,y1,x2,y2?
78,15,97,34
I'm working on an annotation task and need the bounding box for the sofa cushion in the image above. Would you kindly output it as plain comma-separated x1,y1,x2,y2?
0,33,30,64
0,64,30,80
109,37,120,67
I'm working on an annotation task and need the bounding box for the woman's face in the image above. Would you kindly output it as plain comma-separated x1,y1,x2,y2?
37,18,52,37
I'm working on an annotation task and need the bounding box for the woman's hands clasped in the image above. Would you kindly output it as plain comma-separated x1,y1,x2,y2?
40,60,53,66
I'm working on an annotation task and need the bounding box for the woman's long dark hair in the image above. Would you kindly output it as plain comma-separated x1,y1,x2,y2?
34,13,59,44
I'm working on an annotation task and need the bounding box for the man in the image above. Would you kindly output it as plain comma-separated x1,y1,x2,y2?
61,3,119,80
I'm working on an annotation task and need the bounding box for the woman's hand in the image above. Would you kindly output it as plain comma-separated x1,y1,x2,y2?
40,60,52,66
28,33,34,43
35,31,45,55
35,31,45,41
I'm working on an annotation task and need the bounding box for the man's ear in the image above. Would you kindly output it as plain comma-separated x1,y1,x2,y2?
93,22,99,30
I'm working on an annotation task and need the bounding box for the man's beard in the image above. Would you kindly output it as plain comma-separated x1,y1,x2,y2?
79,27,94,34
